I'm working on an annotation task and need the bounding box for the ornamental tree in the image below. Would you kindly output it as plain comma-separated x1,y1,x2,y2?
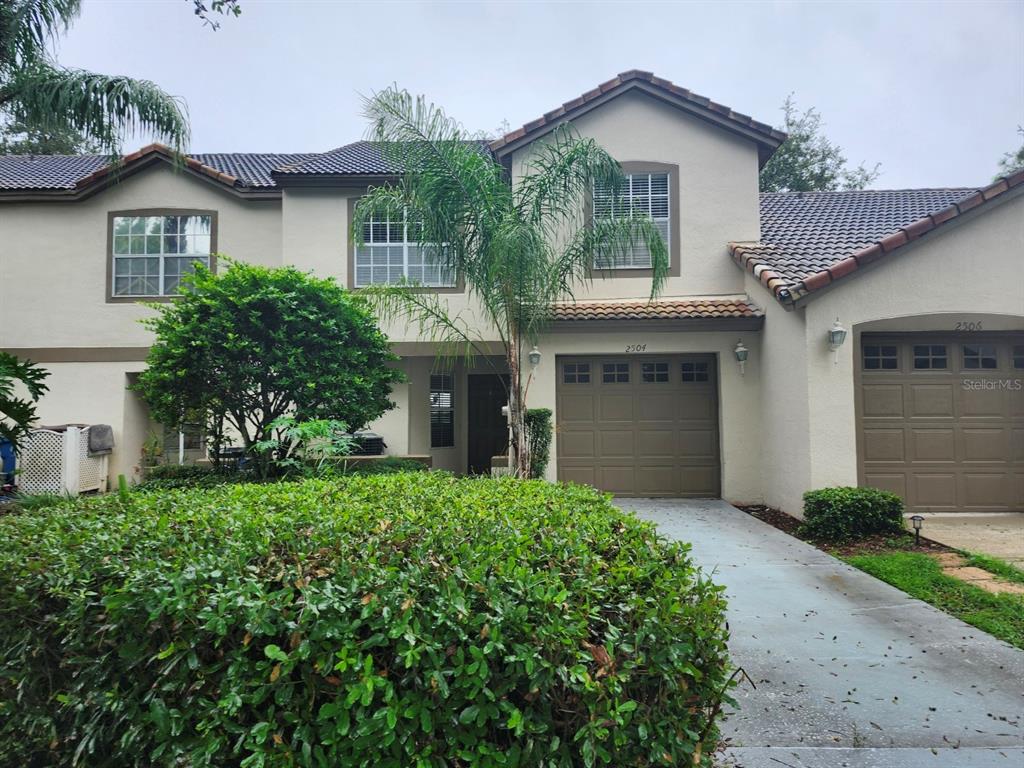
136,262,402,469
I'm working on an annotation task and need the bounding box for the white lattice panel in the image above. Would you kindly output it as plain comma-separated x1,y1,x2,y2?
19,430,64,494
78,428,107,493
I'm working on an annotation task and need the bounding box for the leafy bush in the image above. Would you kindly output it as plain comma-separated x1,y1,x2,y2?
800,486,905,542
136,463,249,491
525,408,552,480
337,456,430,475
0,474,731,767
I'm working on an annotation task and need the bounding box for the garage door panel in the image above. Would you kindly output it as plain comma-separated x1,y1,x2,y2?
599,394,633,421
560,431,596,459
962,429,1008,463
859,335,1023,513
962,473,1010,509
911,473,958,508
863,429,905,462
557,355,720,498
637,429,676,457
862,385,904,418
864,473,907,498
598,429,635,457
910,429,955,462
560,393,595,422
960,387,1007,419
908,385,955,418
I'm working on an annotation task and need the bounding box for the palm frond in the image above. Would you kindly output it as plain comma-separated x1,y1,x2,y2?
0,0,81,69
2,63,189,153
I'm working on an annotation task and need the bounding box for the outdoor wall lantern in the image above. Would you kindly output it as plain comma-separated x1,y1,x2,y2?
910,514,924,545
528,345,542,368
828,317,848,364
734,339,749,376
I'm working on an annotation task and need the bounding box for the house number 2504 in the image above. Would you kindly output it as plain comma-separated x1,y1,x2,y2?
626,344,647,352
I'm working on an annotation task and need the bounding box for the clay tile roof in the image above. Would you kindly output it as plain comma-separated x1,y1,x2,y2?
0,145,316,192
730,170,1024,304
551,296,764,322
273,140,493,176
489,70,786,165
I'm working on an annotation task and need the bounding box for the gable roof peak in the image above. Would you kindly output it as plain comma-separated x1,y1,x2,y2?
489,70,786,167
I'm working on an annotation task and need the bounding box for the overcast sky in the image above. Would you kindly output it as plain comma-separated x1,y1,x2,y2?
55,0,1023,189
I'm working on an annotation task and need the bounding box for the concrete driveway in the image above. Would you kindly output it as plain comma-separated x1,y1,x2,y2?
616,498,1024,768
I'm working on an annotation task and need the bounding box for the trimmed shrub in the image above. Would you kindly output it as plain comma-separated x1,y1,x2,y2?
0,474,730,767
525,408,552,480
800,486,905,541
338,456,430,475
136,463,249,491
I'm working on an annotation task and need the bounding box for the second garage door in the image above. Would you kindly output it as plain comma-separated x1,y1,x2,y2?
556,355,720,497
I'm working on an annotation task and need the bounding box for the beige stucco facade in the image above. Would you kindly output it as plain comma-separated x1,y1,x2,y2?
2,83,1021,514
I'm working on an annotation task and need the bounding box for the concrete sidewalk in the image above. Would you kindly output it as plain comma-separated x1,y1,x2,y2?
616,498,1024,768
916,513,1024,567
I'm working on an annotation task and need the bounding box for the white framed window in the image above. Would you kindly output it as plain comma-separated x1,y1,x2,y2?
430,373,455,448
593,172,670,270
355,211,455,288
111,214,212,297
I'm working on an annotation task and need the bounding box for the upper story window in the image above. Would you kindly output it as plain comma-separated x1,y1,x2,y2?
111,213,213,298
355,210,455,288
593,172,670,270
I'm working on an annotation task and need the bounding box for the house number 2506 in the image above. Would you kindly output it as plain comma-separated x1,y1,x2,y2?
626,344,647,352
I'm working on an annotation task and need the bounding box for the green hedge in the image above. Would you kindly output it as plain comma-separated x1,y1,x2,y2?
525,408,552,480
800,486,906,542
0,474,730,767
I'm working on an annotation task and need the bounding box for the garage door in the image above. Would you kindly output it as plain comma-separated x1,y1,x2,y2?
556,355,720,497
858,334,1024,512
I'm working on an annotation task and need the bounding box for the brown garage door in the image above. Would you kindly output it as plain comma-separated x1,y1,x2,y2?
556,355,720,497
858,334,1024,512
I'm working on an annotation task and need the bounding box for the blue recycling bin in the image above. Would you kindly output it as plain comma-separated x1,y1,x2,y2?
0,437,15,485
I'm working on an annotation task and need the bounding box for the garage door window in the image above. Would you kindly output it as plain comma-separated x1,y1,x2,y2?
863,344,898,370
563,363,591,384
602,362,629,383
1014,346,1024,369
681,361,709,382
913,344,947,370
963,344,997,369
641,361,669,382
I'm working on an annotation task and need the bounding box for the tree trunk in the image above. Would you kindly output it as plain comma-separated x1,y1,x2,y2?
507,340,531,478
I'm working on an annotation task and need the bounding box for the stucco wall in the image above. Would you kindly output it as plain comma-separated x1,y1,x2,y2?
509,89,762,301
752,190,1024,516
0,165,282,350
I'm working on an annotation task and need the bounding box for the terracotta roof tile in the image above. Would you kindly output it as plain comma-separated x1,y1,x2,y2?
550,296,763,322
731,174,1023,304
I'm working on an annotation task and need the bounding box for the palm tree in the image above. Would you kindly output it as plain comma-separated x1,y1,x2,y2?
354,88,668,477
0,0,188,155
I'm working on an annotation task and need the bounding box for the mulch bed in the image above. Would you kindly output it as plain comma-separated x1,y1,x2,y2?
735,503,953,557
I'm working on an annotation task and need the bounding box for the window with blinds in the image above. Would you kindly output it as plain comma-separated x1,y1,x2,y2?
355,211,455,288
593,172,669,269
429,373,455,448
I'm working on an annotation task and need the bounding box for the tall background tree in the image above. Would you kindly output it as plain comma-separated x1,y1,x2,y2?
996,126,1024,178
354,88,668,476
136,263,402,472
0,0,189,155
760,95,880,192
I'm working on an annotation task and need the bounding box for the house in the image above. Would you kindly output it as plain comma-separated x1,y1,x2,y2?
1,70,1021,516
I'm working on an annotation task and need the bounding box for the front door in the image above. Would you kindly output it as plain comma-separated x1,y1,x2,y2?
467,374,509,474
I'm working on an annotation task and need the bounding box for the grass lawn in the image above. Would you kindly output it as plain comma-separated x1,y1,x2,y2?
844,550,1024,650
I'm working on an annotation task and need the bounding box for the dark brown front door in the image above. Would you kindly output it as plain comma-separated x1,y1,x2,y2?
467,374,509,474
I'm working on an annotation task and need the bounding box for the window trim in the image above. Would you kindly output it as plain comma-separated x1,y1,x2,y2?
346,198,463,293
586,161,681,278
106,209,217,303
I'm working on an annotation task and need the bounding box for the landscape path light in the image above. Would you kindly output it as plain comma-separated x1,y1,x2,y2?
910,514,924,545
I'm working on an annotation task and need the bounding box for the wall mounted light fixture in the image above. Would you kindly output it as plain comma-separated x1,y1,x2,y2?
828,318,848,365
734,339,749,376
528,345,542,368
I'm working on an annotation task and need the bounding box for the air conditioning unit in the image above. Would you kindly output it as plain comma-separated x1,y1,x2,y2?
349,430,386,456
